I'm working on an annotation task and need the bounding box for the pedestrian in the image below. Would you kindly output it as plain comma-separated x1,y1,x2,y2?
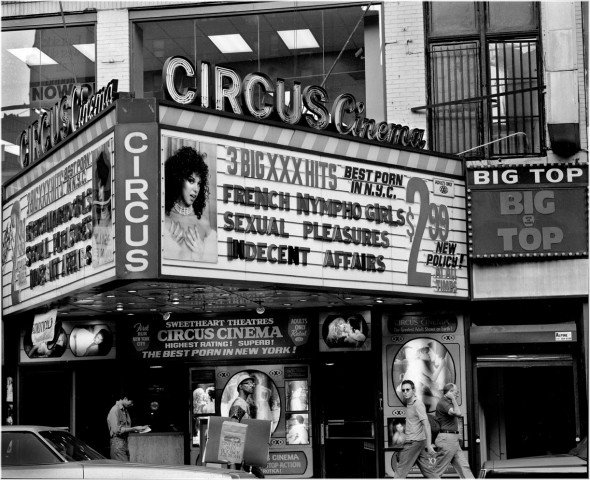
106,393,148,461
228,374,256,421
395,379,439,478
434,383,474,478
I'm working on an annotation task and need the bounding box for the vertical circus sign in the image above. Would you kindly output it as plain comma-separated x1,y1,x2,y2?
115,123,159,278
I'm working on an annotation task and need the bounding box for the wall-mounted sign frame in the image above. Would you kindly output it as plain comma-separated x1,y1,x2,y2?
466,163,588,260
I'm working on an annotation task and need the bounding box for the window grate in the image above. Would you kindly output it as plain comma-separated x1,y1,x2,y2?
488,40,541,156
429,43,482,157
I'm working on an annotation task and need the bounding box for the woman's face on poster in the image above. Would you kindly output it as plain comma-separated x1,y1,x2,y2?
180,172,202,208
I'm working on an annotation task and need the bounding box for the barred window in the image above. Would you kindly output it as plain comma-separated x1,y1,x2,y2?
426,2,543,158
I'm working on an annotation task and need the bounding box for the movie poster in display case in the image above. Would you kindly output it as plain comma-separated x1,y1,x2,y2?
190,363,312,478
381,309,468,477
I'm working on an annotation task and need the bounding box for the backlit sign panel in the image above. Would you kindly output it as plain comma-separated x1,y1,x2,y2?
2,135,117,314
160,130,468,298
466,164,588,259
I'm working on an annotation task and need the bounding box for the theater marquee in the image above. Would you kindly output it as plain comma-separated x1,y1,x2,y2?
160,126,468,298
2,135,117,313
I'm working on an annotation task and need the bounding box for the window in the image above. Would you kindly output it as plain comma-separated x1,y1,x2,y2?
1,25,96,184
426,2,543,158
1,432,61,465
135,5,376,118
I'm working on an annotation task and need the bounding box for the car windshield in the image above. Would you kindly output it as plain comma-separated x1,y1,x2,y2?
39,430,105,461
2,431,62,465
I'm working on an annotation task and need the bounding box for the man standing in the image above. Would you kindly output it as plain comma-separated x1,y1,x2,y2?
434,383,474,478
229,374,256,421
395,379,438,478
106,393,147,461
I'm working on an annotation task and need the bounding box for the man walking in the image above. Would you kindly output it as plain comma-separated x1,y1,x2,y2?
106,393,148,461
395,379,439,478
434,383,474,478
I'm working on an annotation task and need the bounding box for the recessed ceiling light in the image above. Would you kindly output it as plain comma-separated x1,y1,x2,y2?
238,305,246,308
147,297,155,300
208,34,252,54
107,294,115,298
0,139,19,156
73,43,95,62
344,296,353,300
8,47,57,65
127,313,134,316
299,299,307,302
206,310,213,313
277,29,319,50
283,303,292,306
172,301,180,305
150,308,157,312
127,290,137,293
376,299,384,303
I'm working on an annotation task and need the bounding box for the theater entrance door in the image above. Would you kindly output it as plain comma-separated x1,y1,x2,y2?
318,355,379,478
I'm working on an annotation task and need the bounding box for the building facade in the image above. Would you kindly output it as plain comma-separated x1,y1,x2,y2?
1,2,587,477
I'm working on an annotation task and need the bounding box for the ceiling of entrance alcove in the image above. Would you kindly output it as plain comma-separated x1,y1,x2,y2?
46,280,423,318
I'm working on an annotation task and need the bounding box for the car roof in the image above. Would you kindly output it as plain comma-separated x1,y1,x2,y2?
482,454,588,470
2,426,69,432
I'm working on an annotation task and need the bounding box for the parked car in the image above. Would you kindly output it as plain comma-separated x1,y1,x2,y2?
2,425,253,479
479,437,588,478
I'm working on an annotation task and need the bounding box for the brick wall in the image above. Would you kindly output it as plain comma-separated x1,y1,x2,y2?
382,2,428,138
97,9,130,92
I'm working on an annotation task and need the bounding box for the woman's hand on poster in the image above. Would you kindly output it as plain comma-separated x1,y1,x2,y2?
169,221,185,244
185,226,204,257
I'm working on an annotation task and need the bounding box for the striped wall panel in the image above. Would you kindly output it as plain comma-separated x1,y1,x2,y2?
159,105,464,177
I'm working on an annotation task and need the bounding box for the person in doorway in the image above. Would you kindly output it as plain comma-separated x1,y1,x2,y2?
163,146,217,262
287,414,309,444
228,374,256,422
433,383,474,478
106,393,148,461
395,380,439,478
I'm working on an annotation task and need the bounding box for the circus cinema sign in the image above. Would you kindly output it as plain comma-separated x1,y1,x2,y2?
18,80,118,169
162,56,426,150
